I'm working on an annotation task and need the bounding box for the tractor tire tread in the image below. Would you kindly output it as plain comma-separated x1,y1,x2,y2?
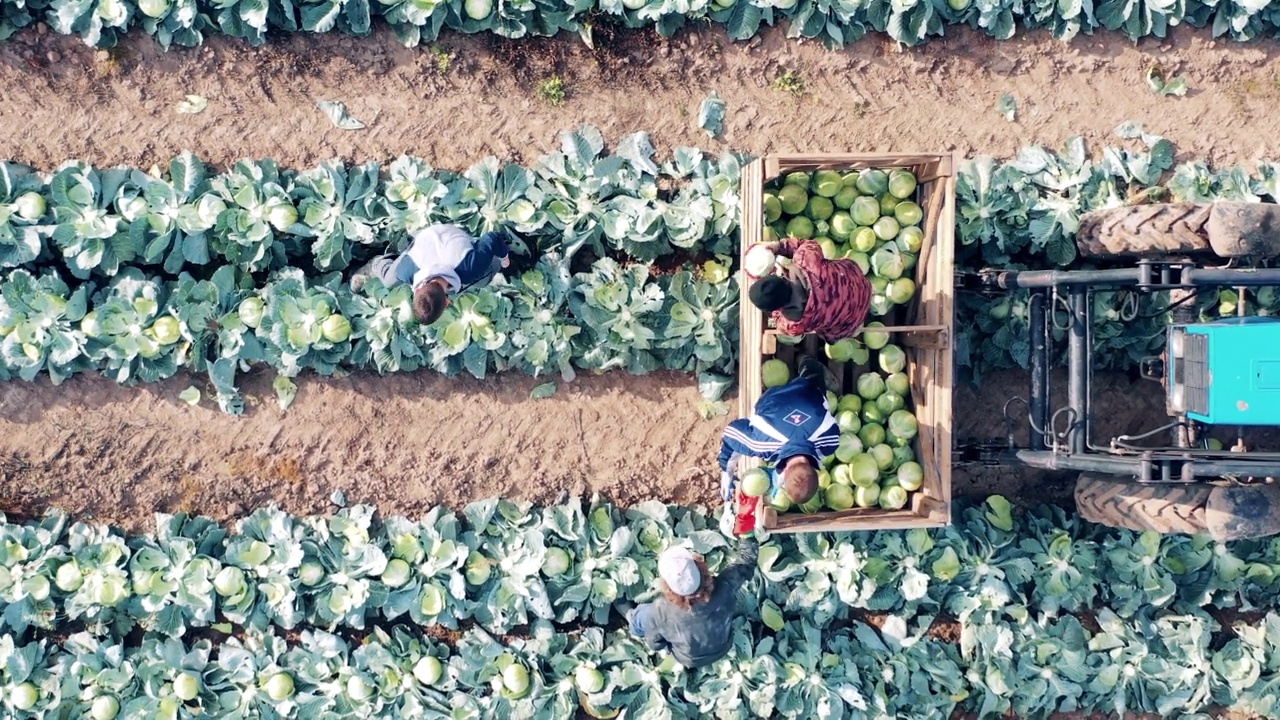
1074,475,1210,536
1077,203,1212,258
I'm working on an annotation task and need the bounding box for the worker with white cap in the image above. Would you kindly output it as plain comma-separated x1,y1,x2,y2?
624,537,760,668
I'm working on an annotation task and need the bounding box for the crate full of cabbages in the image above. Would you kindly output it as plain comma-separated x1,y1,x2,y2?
736,153,956,533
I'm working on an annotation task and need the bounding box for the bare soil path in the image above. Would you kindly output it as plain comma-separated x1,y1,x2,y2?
2,26,1279,171
0,364,1168,531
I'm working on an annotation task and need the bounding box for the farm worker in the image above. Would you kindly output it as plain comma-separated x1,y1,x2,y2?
747,239,872,341
349,224,512,325
624,537,760,668
717,357,838,517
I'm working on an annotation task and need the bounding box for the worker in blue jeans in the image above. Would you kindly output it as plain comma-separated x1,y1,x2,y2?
350,224,512,325
625,537,759,668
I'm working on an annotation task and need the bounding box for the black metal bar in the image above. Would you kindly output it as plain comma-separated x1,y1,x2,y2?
1001,450,1280,479
1183,268,1280,287
1068,289,1089,455
1084,288,1095,454
1009,450,1148,475
998,268,1143,289
1028,290,1049,451
1187,460,1280,477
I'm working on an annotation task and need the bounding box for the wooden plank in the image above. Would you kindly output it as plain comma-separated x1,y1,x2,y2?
934,172,957,516
761,333,777,356
903,177,941,323
914,158,954,184
773,507,912,528
901,328,950,350
764,325,949,348
768,154,950,173
916,176,947,290
917,496,948,523
765,324,946,339
739,159,765,419
774,517,947,533
910,348,941,502
770,508,947,533
760,506,779,529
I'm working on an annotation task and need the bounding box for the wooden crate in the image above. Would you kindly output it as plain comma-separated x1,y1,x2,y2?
737,153,956,533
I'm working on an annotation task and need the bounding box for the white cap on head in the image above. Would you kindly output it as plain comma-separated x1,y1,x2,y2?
658,547,701,597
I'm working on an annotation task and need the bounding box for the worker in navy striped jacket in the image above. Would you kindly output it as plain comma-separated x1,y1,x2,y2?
717,358,839,511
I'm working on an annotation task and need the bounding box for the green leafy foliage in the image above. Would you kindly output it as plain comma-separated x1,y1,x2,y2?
569,258,665,374
0,163,51,270
0,269,88,383
659,268,738,374
4,497,1280,716
48,162,143,280
8,126,1280,405
8,0,1280,50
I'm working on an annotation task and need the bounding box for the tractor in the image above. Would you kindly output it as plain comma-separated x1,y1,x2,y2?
968,202,1280,542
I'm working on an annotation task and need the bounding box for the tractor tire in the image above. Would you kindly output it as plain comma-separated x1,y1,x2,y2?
1076,203,1212,258
1075,474,1210,535
1074,474,1280,542
1206,202,1280,258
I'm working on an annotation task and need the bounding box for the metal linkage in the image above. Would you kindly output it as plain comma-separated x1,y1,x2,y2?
982,256,1280,483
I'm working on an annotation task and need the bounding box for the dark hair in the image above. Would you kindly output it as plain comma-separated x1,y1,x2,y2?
749,276,791,312
783,460,818,504
660,556,715,610
412,281,448,325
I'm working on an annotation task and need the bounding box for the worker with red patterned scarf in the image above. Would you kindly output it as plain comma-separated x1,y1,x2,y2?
747,239,873,341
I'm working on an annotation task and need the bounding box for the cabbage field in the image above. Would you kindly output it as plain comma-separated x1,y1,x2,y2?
3,495,1280,718
2,118,1279,717
7,0,1280,716
6,0,1280,49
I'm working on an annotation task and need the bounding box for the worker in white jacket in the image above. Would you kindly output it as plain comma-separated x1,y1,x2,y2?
350,225,511,324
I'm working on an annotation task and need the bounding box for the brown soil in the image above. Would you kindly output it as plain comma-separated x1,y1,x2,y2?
2,24,1279,530
0,359,1189,532
0,367,722,531
3,25,1280,171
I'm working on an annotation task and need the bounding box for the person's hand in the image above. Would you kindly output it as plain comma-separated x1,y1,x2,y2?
501,255,511,268
752,525,771,544
719,505,736,536
719,471,735,501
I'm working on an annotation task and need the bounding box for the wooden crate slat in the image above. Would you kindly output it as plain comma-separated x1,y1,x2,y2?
916,174,947,290
902,329,950,350
766,153,952,174
739,159,766,419
765,324,947,339
934,173,957,518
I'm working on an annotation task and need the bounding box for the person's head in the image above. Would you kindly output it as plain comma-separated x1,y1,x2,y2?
749,275,791,313
781,455,818,505
657,547,714,610
412,278,450,325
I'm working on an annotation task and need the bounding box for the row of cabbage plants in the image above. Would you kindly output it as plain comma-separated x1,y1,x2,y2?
0,257,739,413
5,123,1280,401
0,126,743,411
3,0,1280,50
0,126,740,276
2,496,1280,718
